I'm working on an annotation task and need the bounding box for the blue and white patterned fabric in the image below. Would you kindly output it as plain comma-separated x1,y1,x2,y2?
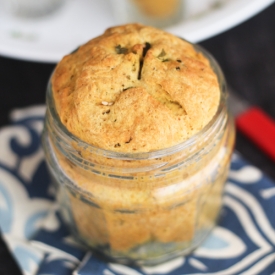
0,106,274,275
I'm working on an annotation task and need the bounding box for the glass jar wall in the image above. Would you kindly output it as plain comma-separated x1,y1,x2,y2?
42,46,235,266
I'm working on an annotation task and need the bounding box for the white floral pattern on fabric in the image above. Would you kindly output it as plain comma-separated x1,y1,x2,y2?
0,106,274,275
0,106,86,275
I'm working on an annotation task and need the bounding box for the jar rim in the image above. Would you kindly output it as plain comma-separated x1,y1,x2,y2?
46,44,227,160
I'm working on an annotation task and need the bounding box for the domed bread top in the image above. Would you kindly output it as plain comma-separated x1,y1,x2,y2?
51,23,220,153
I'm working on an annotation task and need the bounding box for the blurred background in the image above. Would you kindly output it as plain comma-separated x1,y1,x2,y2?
1,0,275,274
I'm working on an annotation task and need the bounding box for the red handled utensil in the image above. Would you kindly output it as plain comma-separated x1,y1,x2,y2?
228,89,275,162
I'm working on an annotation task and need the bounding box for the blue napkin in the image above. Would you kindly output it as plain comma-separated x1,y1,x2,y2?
0,106,274,275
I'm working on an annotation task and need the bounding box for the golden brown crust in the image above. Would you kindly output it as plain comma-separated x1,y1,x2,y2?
52,23,220,152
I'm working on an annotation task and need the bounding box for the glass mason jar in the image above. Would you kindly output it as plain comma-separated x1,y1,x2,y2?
42,45,235,266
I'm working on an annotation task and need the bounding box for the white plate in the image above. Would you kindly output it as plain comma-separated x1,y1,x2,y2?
0,0,274,63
